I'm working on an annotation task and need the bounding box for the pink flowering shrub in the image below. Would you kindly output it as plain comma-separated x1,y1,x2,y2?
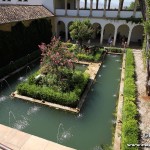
38,37,77,75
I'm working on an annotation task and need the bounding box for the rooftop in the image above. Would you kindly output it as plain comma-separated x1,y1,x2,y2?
0,5,54,24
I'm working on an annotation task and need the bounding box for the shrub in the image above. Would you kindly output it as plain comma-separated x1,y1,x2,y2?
17,71,90,107
121,49,139,150
77,53,94,61
0,50,40,79
0,19,52,68
106,47,122,53
77,50,102,62
94,53,101,61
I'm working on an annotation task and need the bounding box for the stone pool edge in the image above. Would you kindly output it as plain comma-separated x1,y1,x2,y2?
113,53,126,150
0,124,76,150
12,61,102,113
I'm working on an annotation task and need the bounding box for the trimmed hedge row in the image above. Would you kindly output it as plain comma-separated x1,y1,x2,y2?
77,50,102,62
0,19,52,68
17,72,90,107
121,49,139,150
106,47,123,53
0,50,40,79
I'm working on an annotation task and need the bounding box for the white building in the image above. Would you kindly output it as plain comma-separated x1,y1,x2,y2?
0,0,144,46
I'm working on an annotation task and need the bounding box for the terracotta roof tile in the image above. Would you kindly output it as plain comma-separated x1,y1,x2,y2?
0,5,54,24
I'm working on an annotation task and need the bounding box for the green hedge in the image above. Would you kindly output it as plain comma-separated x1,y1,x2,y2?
0,50,40,79
0,18,52,68
17,71,90,107
77,50,102,62
106,47,122,53
121,49,139,150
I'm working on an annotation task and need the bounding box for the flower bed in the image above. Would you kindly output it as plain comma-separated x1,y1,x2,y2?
17,37,90,108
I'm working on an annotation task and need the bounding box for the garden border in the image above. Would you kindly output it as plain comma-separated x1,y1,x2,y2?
12,61,102,113
113,53,126,150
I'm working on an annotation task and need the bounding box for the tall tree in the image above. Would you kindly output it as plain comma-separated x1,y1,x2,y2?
69,19,93,48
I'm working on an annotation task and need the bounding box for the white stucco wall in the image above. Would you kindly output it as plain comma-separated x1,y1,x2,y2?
0,0,42,5
42,0,54,13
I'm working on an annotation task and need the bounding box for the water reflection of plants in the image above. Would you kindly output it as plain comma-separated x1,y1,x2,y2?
17,37,89,107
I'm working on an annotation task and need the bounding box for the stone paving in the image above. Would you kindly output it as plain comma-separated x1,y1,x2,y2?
133,49,150,150
0,124,75,150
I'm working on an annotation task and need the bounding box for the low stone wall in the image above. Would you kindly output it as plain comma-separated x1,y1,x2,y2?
113,53,126,150
0,124,75,150
12,61,101,113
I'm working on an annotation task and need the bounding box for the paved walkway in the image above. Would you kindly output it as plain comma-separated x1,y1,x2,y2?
0,124,75,150
133,49,150,150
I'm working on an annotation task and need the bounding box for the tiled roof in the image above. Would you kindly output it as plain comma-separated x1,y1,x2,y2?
0,5,54,24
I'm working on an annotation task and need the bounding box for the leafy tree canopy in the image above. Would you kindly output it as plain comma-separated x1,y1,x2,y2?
69,19,93,47
127,1,140,10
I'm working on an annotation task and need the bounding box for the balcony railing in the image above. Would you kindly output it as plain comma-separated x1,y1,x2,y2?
67,10,77,16
106,11,118,18
92,10,103,17
55,9,142,18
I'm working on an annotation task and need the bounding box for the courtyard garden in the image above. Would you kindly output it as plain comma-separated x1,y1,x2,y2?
17,37,90,107
16,19,107,109
1,18,140,150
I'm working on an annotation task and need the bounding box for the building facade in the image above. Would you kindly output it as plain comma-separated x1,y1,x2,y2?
0,0,144,46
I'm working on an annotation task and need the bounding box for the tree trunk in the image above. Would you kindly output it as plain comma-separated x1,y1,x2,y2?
138,0,146,20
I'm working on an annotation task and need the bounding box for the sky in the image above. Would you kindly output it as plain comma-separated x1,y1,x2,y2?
80,0,134,8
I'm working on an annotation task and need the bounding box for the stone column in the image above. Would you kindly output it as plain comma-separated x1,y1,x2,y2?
121,0,124,10
117,0,122,17
90,0,93,16
77,0,80,16
65,0,67,16
65,25,68,41
103,0,107,17
113,28,118,46
96,0,99,9
133,0,138,17
100,27,104,44
53,0,56,15
85,0,87,9
108,0,111,10
127,28,133,46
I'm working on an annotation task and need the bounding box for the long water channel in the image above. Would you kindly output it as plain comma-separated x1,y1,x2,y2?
0,54,122,150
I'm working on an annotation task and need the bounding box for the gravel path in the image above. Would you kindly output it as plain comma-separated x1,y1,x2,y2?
133,49,150,150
